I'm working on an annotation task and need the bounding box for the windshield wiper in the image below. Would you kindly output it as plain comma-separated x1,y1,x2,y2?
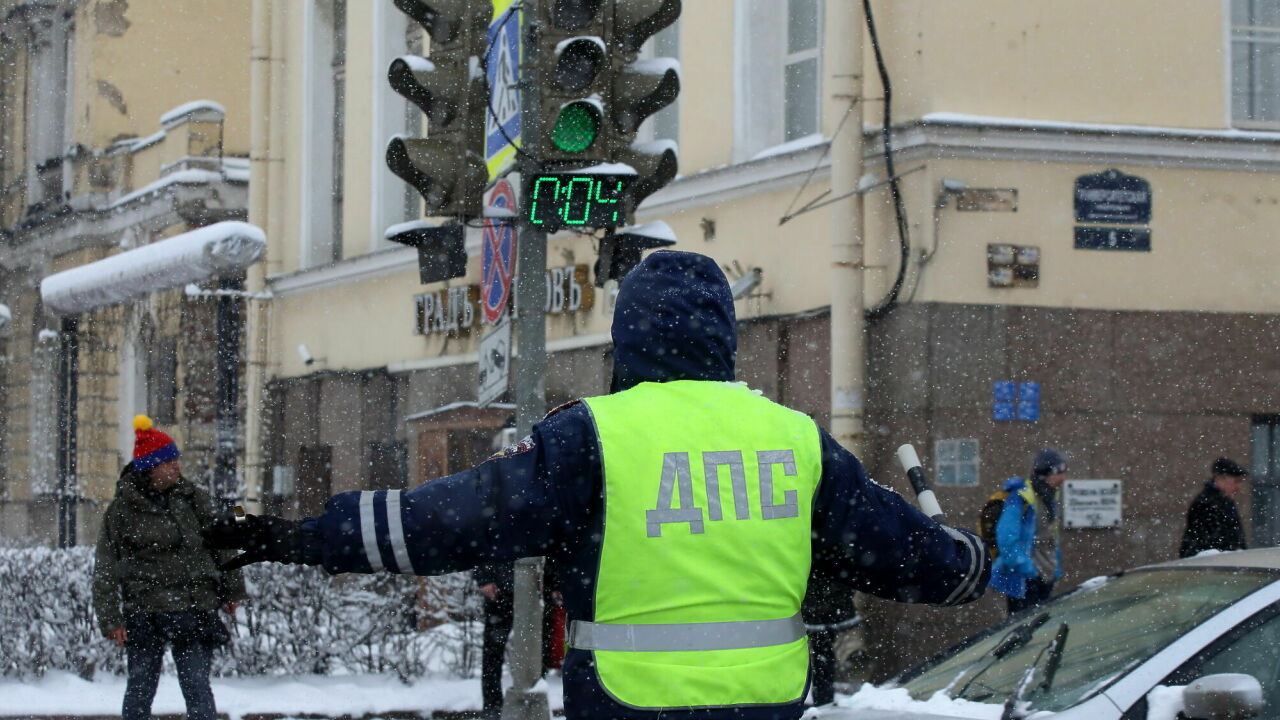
952,612,1049,700
999,622,1070,720
1038,623,1070,694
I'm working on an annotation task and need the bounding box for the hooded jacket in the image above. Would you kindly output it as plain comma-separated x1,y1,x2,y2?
303,251,989,720
92,465,246,635
989,477,1063,599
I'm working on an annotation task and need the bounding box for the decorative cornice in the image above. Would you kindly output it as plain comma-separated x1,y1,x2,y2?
264,114,1280,295
887,114,1280,172
0,181,248,271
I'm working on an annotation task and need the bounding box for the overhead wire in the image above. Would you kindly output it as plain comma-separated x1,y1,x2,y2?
863,0,911,321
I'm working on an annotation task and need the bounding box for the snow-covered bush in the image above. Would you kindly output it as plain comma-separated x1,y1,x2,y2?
0,547,483,681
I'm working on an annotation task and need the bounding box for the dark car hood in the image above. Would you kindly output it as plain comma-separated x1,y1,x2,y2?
609,250,736,392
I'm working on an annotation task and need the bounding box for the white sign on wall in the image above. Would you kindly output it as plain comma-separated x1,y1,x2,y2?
1063,479,1122,529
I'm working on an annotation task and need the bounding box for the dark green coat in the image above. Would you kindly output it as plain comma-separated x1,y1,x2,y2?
92,470,246,635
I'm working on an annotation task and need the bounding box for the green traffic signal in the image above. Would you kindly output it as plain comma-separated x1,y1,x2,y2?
551,102,601,153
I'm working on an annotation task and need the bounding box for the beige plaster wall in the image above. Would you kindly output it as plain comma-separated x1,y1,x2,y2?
902,158,1280,313
867,0,1227,129
74,0,253,151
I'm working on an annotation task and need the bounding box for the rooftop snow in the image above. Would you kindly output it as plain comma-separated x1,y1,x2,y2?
110,162,247,209
159,100,226,125
41,221,266,316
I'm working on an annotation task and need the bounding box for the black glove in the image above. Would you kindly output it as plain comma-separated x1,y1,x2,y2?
202,514,306,571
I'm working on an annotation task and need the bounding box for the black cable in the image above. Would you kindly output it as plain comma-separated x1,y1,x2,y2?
863,0,911,321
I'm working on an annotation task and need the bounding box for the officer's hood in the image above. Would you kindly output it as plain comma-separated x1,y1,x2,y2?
610,250,736,393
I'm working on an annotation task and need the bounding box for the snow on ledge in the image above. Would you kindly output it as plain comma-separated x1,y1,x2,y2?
160,100,226,126
751,133,826,161
41,221,266,316
921,112,1280,141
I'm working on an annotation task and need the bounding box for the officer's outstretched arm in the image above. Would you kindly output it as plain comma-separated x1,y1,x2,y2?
811,430,990,606
293,408,595,576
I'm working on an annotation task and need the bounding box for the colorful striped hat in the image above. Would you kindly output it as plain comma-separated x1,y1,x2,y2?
132,414,180,471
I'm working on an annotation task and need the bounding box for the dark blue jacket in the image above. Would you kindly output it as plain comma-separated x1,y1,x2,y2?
301,251,988,720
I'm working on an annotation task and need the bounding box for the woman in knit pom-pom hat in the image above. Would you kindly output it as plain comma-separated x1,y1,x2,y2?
91,415,246,720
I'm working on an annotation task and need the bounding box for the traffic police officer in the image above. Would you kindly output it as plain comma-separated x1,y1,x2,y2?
207,250,989,720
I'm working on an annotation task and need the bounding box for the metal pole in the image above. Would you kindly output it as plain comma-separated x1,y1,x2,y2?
213,275,243,502
829,0,866,456
56,315,79,548
503,1,549,718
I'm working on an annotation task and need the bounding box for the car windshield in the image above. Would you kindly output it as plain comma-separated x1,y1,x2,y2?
897,568,1277,713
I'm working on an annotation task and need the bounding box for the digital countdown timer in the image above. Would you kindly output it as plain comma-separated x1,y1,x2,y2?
526,174,634,230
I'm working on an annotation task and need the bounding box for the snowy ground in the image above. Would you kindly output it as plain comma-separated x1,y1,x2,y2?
1,672,564,719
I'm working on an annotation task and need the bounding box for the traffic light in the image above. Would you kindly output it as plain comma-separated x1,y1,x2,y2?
532,0,682,224
595,220,677,285
386,222,467,284
536,2,610,165
386,0,491,218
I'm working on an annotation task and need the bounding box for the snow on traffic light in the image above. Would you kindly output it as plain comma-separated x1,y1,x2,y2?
386,0,491,219
529,0,682,230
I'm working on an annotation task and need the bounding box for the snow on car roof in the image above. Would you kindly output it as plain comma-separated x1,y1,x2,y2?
1139,547,1280,572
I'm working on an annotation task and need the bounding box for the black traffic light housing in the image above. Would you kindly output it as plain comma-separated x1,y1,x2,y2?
386,0,491,218
595,220,677,285
386,222,468,284
533,0,683,226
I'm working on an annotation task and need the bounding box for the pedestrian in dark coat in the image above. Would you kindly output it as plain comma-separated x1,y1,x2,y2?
206,251,990,720
1179,457,1249,558
474,560,561,719
92,415,245,720
801,573,857,706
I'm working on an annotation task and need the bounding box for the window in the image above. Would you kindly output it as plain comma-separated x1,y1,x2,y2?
784,0,821,142
935,439,980,487
331,0,346,261
1251,416,1280,545
147,337,178,425
368,440,408,491
899,569,1277,713
734,0,823,160
1156,606,1280,717
301,0,346,267
1231,0,1280,128
1192,610,1280,712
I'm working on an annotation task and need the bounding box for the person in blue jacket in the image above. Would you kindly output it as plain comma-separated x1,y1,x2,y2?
205,250,990,720
990,448,1067,614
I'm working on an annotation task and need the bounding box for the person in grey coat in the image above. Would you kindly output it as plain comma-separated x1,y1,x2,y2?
92,415,245,720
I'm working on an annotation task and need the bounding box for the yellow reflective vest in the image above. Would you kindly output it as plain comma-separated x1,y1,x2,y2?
577,380,823,710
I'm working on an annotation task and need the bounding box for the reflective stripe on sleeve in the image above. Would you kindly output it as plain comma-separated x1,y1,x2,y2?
568,613,806,652
385,489,414,574
941,525,983,605
359,491,384,571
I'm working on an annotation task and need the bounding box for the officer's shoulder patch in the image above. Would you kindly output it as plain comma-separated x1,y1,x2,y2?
544,399,582,419
486,436,535,463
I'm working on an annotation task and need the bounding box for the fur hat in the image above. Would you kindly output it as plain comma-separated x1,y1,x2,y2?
132,414,180,472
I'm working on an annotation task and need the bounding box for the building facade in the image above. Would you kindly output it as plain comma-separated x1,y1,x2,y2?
251,0,1280,675
2,0,1278,678
0,0,254,544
